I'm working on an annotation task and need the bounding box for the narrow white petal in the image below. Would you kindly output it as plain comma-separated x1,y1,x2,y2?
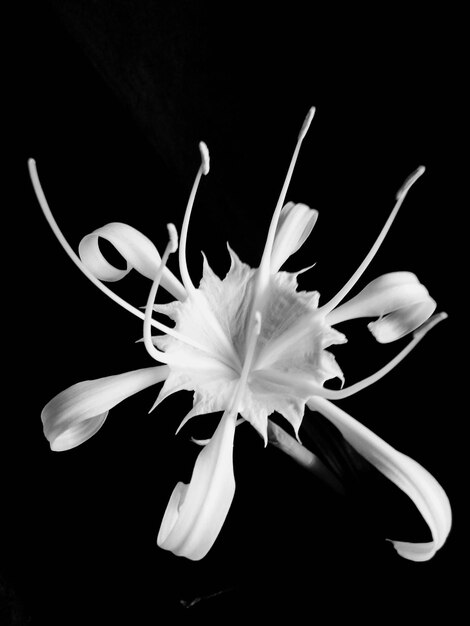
157,410,237,560
327,272,437,342
42,366,169,451
307,397,451,561
270,202,318,273
78,222,186,300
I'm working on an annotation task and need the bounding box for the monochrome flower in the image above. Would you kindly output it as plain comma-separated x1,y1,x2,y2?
29,107,451,562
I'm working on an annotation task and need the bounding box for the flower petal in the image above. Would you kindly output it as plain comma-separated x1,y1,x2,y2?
307,396,451,561
78,222,186,300
150,350,238,417
270,202,318,273
327,272,436,342
42,366,169,451
157,410,237,560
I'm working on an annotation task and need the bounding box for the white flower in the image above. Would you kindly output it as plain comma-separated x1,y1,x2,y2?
28,106,451,562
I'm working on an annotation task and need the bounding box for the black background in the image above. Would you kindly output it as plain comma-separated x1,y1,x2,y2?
3,1,465,623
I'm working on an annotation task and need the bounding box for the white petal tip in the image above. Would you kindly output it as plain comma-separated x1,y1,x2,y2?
199,141,210,175
298,106,316,141
396,165,426,200
46,413,108,451
148,397,160,414
387,538,441,562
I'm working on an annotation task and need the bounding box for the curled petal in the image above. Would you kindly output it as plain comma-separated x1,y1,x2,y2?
327,272,436,342
42,366,169,451
157,410,237,560
270,202,318,273
307,397,451,561
78,222,186,300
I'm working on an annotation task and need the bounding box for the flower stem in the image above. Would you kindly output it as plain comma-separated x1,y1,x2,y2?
267,420,345,495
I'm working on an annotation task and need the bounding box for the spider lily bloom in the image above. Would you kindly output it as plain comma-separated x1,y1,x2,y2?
29,107,451,562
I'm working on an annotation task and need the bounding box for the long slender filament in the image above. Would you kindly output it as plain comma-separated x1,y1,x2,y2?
322,312,447,399
28,158,216,354
143,225,178,363
254,312,446,400
178,142,210,295
245,108,315,357
320,166,426,316
257,107,316,293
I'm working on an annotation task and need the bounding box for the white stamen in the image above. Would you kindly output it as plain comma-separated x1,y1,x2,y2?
246,108,316,357
396,165,426,200
199,141,210,175
257,107,316,292
322,312,447,399
28,159,170,336
167,223,179,253
413,311,447,339
28,159,218,361
178,144,210,294
298,106,316,142
320,165,426,316
142,225,236,365
143,226,179,363
257,312,447,401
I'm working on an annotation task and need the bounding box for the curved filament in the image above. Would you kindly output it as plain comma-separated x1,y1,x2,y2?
254,312,446,400
178,142,210,296
143,225,179,363
28,159,216,355
320,166,426,315
257,107,316,294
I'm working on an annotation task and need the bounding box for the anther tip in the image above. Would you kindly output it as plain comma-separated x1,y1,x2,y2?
167,223,179,253
298,106,316,141
199,141,210,175
27,158,38,177
396,165,426,200
413,311,448,340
